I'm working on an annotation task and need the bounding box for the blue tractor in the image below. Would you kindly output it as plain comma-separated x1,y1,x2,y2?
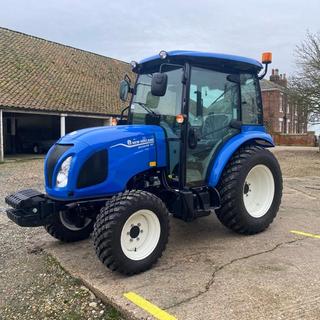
5,50,282,275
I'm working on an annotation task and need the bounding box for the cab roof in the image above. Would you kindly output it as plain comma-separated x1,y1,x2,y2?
138,50,263,74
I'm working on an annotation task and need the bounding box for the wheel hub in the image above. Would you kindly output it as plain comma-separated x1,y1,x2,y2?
243,164,275,218
243,182,251,196
129,225,141,238
120,209,161,261
59,210,92,231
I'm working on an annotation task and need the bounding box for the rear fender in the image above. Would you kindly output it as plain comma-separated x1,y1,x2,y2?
207,129,274,188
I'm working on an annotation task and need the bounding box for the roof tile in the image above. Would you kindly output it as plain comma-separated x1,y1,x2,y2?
0,28,132,115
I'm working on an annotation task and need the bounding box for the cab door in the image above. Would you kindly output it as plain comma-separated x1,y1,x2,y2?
186,67,240,187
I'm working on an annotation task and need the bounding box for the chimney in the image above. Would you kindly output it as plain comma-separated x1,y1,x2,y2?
269,68,287,87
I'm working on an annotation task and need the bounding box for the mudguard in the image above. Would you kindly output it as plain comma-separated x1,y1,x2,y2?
207,126,274,188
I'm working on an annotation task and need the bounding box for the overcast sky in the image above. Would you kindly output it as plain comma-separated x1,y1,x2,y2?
0,0,319,77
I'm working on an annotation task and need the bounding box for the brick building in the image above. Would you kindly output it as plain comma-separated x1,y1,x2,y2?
260,69,308,134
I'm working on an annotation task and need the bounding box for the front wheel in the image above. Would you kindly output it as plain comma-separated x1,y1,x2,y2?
93,190,169,275
44,210,94,242
216,144,282,235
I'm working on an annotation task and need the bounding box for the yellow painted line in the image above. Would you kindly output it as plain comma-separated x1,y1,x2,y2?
290,230,320,239
124,291,177,320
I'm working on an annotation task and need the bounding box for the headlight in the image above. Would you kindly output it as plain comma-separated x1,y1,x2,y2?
56,156,72,188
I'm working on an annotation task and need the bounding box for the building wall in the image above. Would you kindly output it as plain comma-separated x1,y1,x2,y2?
261,69,307,134
272,132,316,147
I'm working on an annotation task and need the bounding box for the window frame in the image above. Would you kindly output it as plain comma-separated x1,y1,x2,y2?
240,73,264,126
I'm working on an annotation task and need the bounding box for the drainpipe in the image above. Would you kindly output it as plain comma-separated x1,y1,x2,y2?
0,109,4,162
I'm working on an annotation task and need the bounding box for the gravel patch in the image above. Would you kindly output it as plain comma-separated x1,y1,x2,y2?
0,159,122,320
272,147,320,178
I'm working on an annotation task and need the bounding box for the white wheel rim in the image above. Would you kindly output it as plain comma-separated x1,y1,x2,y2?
243,164,275,218
59,211,92,231
120,209,161,261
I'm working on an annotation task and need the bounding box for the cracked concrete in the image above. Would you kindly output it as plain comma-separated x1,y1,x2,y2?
165,238,304,310
40,177,320,320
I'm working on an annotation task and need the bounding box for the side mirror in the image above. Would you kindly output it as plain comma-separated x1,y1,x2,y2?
119,80,130,101
151,73,168,96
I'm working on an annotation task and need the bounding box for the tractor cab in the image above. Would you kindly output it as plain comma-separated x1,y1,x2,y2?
120,50,270,189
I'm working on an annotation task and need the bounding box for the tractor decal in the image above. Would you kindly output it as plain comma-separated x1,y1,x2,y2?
111,136,155,149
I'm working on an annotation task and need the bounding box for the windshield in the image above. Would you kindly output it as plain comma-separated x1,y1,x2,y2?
130,67,183,131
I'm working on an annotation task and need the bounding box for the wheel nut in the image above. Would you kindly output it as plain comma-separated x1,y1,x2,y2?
130,239,133,242
140,230,143,233
137,223,141,227
137,237,140,241
127,232,130,235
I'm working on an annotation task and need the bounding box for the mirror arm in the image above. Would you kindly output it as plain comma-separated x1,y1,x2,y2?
258,63,269,80
120,105,130,120
124,74,132,84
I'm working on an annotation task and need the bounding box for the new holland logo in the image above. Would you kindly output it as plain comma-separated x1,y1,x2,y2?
111,137,155,149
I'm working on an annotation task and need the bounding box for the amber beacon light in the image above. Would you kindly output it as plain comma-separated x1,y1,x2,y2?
262,52,272,64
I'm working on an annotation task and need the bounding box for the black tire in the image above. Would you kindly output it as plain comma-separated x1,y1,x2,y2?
216,144,282,235
44,211,94,242
93,190,169,275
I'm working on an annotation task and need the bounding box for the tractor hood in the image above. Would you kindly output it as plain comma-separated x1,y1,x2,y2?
45,125,167,200
58,125,161,147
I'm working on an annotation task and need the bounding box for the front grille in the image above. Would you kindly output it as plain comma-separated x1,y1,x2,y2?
77,150,108,188
46,144,72,187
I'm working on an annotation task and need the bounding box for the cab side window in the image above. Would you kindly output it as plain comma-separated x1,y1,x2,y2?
240,74,263,124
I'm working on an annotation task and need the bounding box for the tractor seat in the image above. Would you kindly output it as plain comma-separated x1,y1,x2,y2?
202,114,229,141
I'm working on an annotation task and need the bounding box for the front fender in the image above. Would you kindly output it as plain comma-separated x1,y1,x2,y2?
207,128,274,188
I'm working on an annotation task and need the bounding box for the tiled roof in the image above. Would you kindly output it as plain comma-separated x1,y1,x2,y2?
0,28,132,115
260,79,287,92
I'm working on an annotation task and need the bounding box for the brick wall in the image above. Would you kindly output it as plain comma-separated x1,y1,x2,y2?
262,90,283,132
272,132,317,146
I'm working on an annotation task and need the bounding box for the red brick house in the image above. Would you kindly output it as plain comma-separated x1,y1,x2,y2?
260,69,308,134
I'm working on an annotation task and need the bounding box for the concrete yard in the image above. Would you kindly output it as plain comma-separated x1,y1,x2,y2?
1,146,320,319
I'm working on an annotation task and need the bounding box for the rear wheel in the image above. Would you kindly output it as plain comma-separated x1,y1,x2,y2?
216,144,282,235
93,190,169,275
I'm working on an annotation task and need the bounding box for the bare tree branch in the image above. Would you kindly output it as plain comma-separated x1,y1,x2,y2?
289,31,320,123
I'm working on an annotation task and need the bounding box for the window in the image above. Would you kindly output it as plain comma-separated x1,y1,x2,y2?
240,74,263,124
279,118,283,132
287,103,290,114
279,93,283,112
131,68,183,130
189,69,240,126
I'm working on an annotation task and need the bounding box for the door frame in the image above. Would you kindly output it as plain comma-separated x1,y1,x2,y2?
181,64,242,189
